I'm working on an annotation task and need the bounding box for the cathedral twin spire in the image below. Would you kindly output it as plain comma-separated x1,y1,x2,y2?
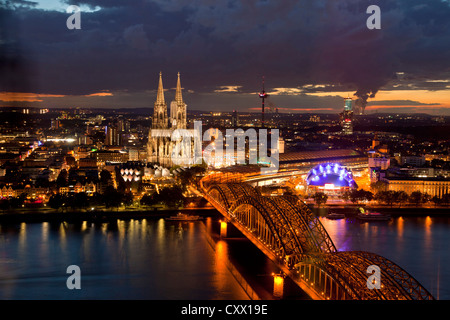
175,72,184,106
156,71,165,106
152,72,186,130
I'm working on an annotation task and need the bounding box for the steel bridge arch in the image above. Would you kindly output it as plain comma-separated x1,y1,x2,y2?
206,183,261,210
229,197,295,259
200,176,435,300
296,251,435,300
271,196,337,255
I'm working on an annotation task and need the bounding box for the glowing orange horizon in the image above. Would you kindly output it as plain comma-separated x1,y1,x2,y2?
0,91,113,102
365,104,450,110
0,92,66,102
249,107,334,112
2,88,449,112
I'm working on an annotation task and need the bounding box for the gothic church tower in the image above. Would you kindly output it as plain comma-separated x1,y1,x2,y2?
147,72,191,167
170,72,187,129
152,72,168,129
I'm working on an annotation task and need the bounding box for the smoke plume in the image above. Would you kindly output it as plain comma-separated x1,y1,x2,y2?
353,88,379,115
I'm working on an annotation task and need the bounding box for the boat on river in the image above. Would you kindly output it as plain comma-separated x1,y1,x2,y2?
326,211,346,220
357,208,391,221
165,212,202,221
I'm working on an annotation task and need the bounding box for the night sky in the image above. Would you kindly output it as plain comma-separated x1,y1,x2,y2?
1,0,450,113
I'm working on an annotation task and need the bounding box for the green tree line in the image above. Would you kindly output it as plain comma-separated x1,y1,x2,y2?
312,189,450,207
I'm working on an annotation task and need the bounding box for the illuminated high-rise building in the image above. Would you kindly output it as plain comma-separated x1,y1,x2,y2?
232,110,238,127
340,97,353,135
105,125,119,146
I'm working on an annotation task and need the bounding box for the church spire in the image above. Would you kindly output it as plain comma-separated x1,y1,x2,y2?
175,72,183,105
153,71,168,129
156,71,165,105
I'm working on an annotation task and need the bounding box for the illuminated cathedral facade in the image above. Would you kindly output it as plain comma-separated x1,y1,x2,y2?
147,72,194,167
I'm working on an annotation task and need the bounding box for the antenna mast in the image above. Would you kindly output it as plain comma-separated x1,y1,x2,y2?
259,76,269,128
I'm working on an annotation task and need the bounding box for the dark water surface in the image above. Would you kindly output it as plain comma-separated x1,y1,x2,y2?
0,214,449,300
320,215,450,300
0,218,248,299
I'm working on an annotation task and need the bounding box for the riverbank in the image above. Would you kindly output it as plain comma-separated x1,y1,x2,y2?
3,202,450,224
0,207,219,223
311,205,450,216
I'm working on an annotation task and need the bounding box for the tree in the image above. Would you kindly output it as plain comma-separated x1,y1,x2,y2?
431,195,442,207
141,186,185,208
155,185,185,208
9,194,26,209
442,193,450,206
140,194,157,207
177,165,207,190
395,191,409,207
348,189,374,204
35,176,50,188
102,186,123,209
90,192,104,207
409,191,424,206
56,169,68,188
0,199,10,212
370,180,388,193
312,192,328,207
340,190,351,202
73,192,89,210
100,169,112,185
48,193,64,210
68,168,80,185
122,192,134,207
422,192,431,204
375,191,397,207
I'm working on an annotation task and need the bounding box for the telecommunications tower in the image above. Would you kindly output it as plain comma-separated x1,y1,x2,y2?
259,76,269,128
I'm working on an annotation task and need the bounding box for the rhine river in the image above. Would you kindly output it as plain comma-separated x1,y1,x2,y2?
0,213,449,300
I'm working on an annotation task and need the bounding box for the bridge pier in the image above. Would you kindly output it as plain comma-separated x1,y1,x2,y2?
220,220,227,238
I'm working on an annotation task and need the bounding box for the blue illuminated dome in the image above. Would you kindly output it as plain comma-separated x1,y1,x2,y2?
306,163,357,189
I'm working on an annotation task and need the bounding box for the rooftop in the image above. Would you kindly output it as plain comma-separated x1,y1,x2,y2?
279,149,365,164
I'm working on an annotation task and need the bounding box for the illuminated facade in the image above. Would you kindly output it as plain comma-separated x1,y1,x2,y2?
147,72,194,167
340,97,353,135
92,150,129,168
306,163,357,196
385,177,450,199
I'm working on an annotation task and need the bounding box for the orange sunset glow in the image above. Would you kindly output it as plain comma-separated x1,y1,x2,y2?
0,91,113,102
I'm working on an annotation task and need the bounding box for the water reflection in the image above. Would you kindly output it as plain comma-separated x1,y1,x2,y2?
319,215,450,299
214,240,229,296
1,215,449,300
397,217,404,238
0,218,249,299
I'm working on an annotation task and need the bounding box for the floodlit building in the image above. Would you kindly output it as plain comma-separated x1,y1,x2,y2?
384,176,450,199
306,163,357,196
147,72,196,167
340,97,353,135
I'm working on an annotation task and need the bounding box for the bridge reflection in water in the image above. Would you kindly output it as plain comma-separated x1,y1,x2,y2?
199,172,435,300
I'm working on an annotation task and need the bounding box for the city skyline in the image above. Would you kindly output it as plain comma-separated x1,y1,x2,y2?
1,0,450,114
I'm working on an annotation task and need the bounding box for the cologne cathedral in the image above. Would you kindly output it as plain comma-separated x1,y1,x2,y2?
147,72,194,167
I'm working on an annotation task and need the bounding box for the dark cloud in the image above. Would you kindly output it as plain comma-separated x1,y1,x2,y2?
1,0,450,111
367,100,441,106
